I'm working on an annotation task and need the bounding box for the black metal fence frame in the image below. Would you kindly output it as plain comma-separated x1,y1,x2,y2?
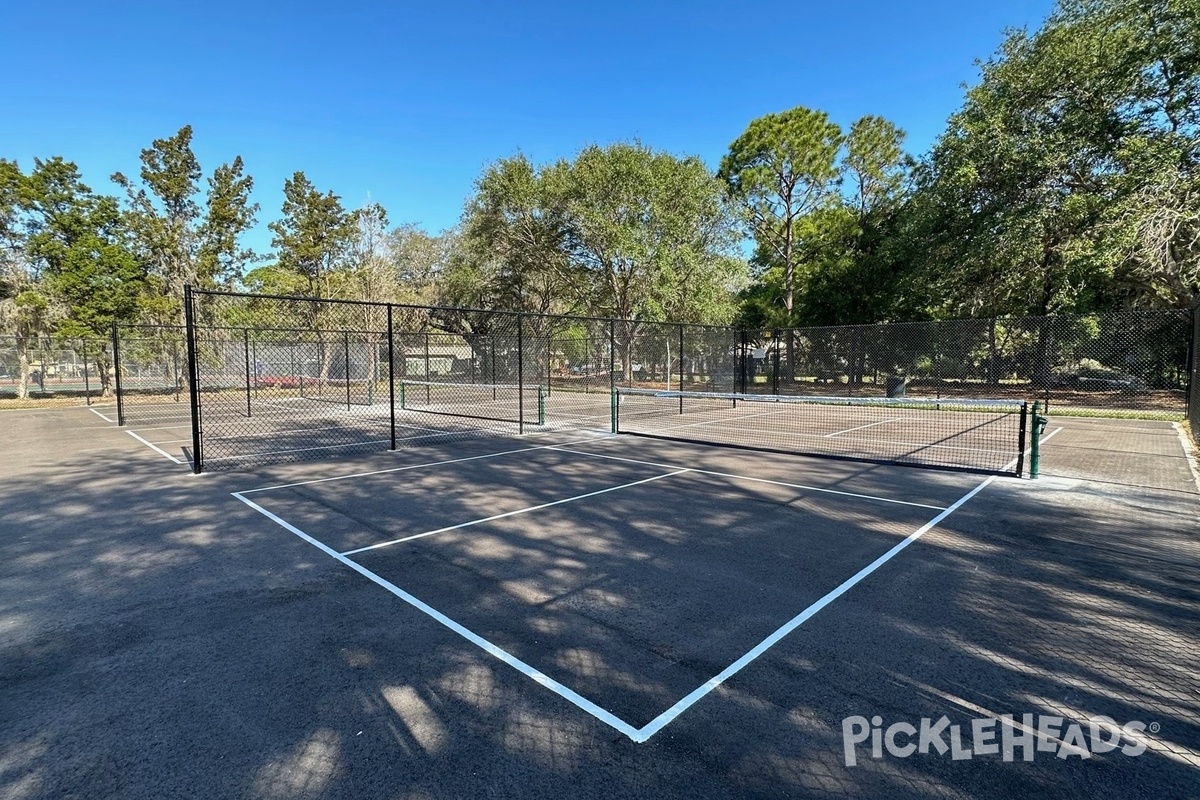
166,287,1199,473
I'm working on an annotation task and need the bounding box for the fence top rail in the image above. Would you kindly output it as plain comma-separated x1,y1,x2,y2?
187,286,1194,339
186,287,739,331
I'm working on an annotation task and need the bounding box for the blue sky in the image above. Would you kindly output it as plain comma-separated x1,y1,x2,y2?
2,0,1055,253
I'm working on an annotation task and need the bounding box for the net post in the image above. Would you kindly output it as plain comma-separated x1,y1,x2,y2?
538,384,546,426
387,305,396,451
112,318,125,426
251,339,258,399
183,285,203,474
611,387,618,433
243,329,252,418
517,313,525,434
344,330,352,410
1030,401,1044,479
1016,401,1028,477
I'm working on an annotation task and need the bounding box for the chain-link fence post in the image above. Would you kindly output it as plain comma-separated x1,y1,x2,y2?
387,305,396,451
183,285,203,473
112,319,125,426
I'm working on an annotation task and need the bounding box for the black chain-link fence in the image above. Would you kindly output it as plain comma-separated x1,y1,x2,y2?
0,334,116,405
1190,307,1199,446
112,324,188,426
175,288,1195,471
737,310,1193,418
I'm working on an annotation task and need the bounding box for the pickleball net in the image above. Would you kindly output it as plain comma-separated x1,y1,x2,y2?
612,388,1030,475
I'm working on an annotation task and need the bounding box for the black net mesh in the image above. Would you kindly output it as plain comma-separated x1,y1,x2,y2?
614,388,1028,475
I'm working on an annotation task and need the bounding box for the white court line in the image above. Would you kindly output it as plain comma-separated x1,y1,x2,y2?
546,447,948,510
231,492,642,741
630,473,997,742
89,407,114,423
122,423,192,432
235,458,996,743
1172,422,1200,494
824,417,899,437
124,429,184,464
1003,425,1064,473
149,435,192,445
202,419,393,443
341,469,691,555
239,435,613,494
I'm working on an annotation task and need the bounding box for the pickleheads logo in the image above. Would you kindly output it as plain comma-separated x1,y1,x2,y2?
841,714,1152,767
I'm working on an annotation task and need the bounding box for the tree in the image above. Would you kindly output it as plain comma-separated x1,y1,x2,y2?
268,171,357,299
556,142,744,378
14,158,142,397
198,156,259,288
265,172,359,372
456,154,575,316
390,223,451,306
720,107,843,322
908,0,1200,316
794,117,914,326
114,126,258,324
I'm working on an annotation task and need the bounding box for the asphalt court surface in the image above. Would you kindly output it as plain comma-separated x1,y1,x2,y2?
237,439,986,735
5,406,1200,799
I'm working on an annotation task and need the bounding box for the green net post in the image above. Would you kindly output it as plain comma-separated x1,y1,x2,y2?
611,388,618,433
399,381,406,410
1030,401,1048,478
538,385,546,426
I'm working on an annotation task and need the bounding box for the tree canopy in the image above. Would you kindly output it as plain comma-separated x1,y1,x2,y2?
2,0,1196,373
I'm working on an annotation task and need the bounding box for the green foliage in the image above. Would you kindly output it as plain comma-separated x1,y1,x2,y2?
198,156,259,286
726,109,913,327
19,158,143,338
720,107,844,317
455,154,572,315
267,171,357,297
113,126,259,324
559,142,743,324
909,0,1200,315
456,143,745,324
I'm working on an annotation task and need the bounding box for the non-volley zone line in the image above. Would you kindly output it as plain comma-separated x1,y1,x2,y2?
546,446,948,510
233,453,998,742
341,469,691,555
236,434,621,493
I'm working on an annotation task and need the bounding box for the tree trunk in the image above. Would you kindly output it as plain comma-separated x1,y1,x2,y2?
16,342,30,401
